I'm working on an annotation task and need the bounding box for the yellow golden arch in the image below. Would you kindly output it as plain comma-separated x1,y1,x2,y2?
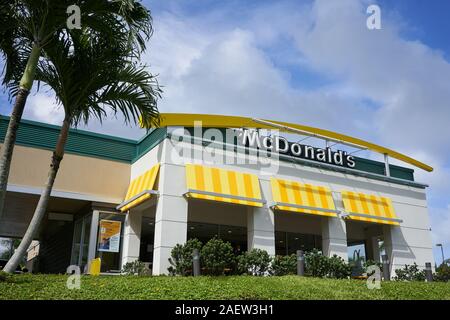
145,113,432,172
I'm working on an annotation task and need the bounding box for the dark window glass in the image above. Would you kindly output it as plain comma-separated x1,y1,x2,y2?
139,217,155,263
187,222,247,254
275,231,322,256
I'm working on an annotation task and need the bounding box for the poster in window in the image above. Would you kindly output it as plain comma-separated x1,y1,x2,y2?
98,220,121,253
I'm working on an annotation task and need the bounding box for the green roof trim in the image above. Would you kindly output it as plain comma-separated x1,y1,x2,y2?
0,116,414,182
353,157,414,181
133,127,167,163
0,115,166,163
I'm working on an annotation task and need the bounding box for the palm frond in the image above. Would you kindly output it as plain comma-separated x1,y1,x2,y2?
0,0,154,98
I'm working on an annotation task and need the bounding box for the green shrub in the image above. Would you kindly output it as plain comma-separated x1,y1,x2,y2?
394,263,426,281
121,260,147,276
271,254,297,276
0,271,14,283
201,237,235,276
168,238,203,276
304,249,351,279
434,263,450,282
328,255,352,279
305,249,329,278
237,249,271,276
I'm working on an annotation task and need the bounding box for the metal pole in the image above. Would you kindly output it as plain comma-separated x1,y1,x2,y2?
436,244,445,266
297,250,305,276
382,254,390,281
192,249,200,276
384,154,390,177
425,262,433,282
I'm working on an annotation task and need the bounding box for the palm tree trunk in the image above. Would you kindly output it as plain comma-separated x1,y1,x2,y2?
0,44,41,219
3,116,70,273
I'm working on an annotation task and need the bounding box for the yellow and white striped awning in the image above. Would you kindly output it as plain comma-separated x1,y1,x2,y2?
117,163,160,212
185,164,264,207
270,178,338,217
341,191,402,225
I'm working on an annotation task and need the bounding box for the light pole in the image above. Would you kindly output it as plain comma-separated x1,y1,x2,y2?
436,244,445,265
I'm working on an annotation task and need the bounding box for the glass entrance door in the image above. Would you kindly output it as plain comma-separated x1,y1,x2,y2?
70,214,92,271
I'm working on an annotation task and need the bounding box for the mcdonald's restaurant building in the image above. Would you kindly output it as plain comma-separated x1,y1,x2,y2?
0,114,435,276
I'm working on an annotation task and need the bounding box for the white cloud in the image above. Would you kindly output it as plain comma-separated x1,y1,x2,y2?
24,92,64,125
147,9,376,138
287,0,450,158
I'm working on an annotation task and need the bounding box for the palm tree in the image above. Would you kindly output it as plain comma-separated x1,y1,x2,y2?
0,0,152,218
3,28,161,273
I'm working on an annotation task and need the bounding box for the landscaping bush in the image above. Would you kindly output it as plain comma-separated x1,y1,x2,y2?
0,271,14,283
328,255,352,279
201,237,235,276
304,249,351,279
121,260,147,276
434,263,450,282
394,263,426,281
168,238,203,276
305,249,329,278
237,249,271,276
270,254,297,276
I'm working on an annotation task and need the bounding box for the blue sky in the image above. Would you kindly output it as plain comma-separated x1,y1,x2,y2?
1,0,449,263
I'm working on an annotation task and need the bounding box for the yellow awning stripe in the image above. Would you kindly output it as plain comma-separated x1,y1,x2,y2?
119,163,160,212
271,178,338,217
341,191,401,226
185,164,263,207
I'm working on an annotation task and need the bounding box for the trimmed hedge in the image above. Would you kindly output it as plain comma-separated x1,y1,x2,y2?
169,242,352,279
237,249,272,276
304,249,351,279
168,241,446,282
271,255,297,276
200,237,235,276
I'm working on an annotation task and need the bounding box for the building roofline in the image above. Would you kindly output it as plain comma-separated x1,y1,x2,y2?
148,113,433,172
0,114,421,184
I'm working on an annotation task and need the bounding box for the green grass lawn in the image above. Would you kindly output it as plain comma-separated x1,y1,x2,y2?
0,274,449,300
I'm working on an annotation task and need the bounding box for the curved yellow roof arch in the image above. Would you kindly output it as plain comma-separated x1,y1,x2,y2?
150,113,433,172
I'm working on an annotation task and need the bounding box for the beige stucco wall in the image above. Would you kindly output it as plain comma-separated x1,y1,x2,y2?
5,144,131,203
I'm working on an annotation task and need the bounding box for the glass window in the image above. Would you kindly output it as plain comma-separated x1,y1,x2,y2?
0,237,21,261
348,242,367,277
139,217,155,263
275,231,287,256
219,224,247,255
70,214,93,271
70,219,83,266
81,217,91,267
275,231,322,256
96,212,125,273
187,222,247,254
